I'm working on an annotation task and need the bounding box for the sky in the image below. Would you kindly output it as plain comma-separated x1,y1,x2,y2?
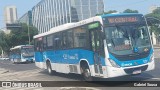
0,0,160,28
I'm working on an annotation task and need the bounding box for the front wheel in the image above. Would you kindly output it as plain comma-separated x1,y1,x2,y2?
81,66,93,81
46,62,54,75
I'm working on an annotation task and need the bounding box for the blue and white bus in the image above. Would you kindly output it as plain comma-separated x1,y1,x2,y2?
10,45,35,63
34,13,155,81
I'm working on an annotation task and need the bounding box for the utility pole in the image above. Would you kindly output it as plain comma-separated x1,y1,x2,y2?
28,15,31,45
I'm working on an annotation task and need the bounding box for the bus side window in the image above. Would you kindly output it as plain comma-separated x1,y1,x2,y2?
43,36,47,50
62,30,74,49
47,35,53,50
34,39,37,51
62,31,68,49
73,26,88,48
67,30,74,48
54,32,62,50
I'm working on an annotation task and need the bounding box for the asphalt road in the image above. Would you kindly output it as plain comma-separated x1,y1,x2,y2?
0,49,160,90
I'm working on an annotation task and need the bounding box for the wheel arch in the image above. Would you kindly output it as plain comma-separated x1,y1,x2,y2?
79,59,91,74
45,58,52,69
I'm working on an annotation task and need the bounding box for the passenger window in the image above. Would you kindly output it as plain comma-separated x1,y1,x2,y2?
73,26,88,48
53,33,62,50
47,35,53,50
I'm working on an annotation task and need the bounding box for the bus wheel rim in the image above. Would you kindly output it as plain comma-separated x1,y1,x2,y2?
84,69,90,78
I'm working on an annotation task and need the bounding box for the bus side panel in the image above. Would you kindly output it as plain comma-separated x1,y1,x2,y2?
35,52,44,69
43,49,106,74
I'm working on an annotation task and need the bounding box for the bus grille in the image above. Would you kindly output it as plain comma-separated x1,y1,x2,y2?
124,65,148,74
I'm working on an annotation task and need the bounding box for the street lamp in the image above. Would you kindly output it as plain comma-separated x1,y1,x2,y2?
28,16,31,45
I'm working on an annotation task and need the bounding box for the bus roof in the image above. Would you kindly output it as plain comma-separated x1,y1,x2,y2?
33,13,144,39
33,16,102,39
10,45,33,50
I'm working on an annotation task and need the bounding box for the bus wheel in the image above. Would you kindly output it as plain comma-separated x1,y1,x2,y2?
46,62,53,75
81,65,93,81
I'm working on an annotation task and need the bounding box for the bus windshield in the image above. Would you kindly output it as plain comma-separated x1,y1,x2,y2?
105,24,151,56
21,47,34,57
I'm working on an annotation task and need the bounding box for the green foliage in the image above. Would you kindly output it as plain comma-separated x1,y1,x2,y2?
0,23,38,54
104,10,118,14
0,31,9,54
123,9,139,13
145,7,160,38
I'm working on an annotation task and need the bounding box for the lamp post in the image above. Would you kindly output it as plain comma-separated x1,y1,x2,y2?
28,16,31,45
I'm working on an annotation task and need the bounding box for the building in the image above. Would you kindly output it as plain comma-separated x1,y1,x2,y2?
18,10,32,26
4,6,18,34
32,0,104,33
4,6,18,24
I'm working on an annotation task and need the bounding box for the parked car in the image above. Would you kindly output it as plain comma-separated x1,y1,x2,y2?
0,58,9,60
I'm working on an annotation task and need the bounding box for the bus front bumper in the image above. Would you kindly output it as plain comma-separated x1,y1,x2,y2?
106,60,155,78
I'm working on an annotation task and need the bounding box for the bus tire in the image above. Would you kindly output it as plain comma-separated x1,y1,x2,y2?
81,64,93,81
46,61,54,75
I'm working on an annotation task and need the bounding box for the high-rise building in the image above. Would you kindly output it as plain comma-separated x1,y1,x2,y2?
4,6,18,24
4,5,18,34
32,0,104,33
19,10,32,26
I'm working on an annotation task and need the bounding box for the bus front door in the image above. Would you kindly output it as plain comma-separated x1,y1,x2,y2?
35,38,44,68
90,29,103,76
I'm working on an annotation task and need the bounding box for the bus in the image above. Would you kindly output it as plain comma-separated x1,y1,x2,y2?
33,13,155,81
10,45,35,63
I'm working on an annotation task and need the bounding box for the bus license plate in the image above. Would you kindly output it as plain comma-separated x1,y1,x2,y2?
133,70,141,74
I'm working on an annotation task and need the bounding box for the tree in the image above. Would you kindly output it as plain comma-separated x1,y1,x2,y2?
0,31,8,55
145,8,160,35
10,23,38,45
104,10,118,14
0,23,38,54
123,9,139,13
145,7,160,44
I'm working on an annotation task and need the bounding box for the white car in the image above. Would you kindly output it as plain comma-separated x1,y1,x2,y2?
0,58,9,60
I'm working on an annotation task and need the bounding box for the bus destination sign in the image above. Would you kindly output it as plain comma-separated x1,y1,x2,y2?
103,15,144,25
108,17,138,24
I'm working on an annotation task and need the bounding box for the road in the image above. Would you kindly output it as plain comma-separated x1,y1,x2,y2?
0,49,160,90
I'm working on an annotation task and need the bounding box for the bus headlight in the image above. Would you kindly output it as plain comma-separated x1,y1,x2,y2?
149,55,154,62
109,59,120,68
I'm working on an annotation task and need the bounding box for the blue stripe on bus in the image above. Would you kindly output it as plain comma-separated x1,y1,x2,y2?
35,49,106,66
35,48,153,67
109,48,153,67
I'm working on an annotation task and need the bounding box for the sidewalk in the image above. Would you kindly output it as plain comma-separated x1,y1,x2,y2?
0,68,9,74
